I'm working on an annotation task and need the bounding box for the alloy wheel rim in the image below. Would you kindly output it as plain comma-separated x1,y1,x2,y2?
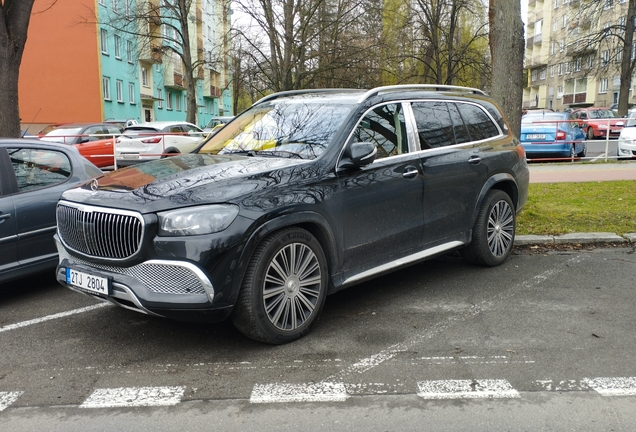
487,200,514,257
262,243,322,331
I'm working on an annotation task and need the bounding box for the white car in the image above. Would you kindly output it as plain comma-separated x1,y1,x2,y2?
617,117,636,159
114,121,206,167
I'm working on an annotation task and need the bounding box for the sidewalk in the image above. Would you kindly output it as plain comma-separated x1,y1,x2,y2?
516,162,636,246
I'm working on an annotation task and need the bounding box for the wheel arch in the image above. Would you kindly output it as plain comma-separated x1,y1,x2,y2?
470,174,519,228
228,211,340,305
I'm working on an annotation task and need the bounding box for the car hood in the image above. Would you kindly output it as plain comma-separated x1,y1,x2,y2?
586,119,625,126
61,153,314,213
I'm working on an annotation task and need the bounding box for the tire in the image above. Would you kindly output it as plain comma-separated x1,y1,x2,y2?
587,127,595,140
577,142,587,158
231,227,328,344
460,189,515,267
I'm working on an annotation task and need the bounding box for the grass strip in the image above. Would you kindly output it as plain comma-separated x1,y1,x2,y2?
516,180,636,235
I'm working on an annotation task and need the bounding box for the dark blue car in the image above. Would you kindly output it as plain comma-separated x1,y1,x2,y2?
520,113,586,159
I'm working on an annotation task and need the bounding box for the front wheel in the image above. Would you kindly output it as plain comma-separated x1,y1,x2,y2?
461,190,515,267
577,142,587,158
232,227,328,344
587,127,595,140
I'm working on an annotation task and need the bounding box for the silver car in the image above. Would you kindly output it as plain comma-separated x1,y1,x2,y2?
617,117,636,159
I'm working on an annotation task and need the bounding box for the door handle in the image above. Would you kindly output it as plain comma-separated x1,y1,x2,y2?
468,155,482,164
402,167,419,179
0,213,11,223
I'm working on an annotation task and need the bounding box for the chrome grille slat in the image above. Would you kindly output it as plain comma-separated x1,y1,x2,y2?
57,201,144,260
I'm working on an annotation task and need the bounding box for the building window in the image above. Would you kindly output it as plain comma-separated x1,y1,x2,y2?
553,19,558,32
562,15,567,28
531,69,538,82
540,68,546,80
550,65,555,77
102,77,111,100
167,92,173,110
617,50,622,63
141,67,149,87
599,78,608,93
125,0,131,17
99,0,105,5
558,63,563,76
157,89,163,109
100,29,108,54
126,40,133,63
551,42,557,55
565,62,571,74
587,55,594,69
601,50,610,65
560,39,565,52
114,34,121,59
116,80,123,102
554,0,559,8
632,43,636,60
175,93,181,111
604,0,613,9
574,58,581,72
129,83,135,104
112,0,119,12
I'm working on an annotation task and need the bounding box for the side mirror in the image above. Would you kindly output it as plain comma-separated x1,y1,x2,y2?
338,142,377,169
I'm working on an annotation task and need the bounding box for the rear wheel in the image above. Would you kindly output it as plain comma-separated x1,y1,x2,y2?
461,189,515,267
232,227,328,344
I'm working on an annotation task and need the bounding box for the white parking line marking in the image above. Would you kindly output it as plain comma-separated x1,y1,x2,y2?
583,377,636,396
0,391,23,411
0,303,109,333
80,386,185,408
250,382,349,403
417,379,520,400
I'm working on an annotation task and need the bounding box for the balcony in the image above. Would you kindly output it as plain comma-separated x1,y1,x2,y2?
562,92,587,105
139,44,163,64
165,73,185,89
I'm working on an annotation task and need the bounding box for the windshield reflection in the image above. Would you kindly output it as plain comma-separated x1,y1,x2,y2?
197,101,353,160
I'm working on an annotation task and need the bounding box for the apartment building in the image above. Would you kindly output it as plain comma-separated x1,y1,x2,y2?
524,0,631,112
19,0,232,131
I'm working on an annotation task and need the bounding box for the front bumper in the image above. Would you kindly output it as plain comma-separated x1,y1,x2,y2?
55,238,232,322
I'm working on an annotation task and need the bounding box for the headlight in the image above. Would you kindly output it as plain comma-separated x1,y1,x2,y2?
158,204,239,236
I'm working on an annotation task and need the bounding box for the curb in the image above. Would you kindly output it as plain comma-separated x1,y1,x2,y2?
514,232,636,246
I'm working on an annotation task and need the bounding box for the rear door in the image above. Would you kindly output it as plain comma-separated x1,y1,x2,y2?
412,101,500,246
7,146,74,267
0,148,18,277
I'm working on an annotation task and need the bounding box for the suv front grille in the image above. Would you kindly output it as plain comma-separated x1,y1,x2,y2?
57,201,144,259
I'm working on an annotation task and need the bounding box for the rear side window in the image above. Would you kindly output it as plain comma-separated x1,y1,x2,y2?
448,103,471,144
456,103,500,141
411,101,455,149
8,148,72,192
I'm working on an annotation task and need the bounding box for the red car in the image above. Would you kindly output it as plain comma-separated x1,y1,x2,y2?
73,137,116,168
570,108,625,140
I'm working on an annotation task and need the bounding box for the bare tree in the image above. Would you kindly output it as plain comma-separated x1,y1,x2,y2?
488,0,524,137
0,0,36,138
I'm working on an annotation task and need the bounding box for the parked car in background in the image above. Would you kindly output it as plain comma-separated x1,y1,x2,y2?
40,123,122,145
54,85,529,344
104,118,139,129
37,123,67,138
114,121,206,167
520,112,586,159
617,117,636,159
73,138,117,169
570,107,625,140
0,139,101,283
203,116,234,135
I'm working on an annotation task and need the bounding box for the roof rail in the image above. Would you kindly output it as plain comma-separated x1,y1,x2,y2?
357,84,487,103
254,88,362,105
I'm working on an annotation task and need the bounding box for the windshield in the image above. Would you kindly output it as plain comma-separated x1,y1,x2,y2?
588,110,618,119
197,100,353,159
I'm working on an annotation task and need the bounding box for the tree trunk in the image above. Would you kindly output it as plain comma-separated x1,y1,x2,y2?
488,0,524,138
0,0,36,138
618,0,636,117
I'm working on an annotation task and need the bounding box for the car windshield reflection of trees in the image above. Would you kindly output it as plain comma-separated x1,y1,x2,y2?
199,102,352,160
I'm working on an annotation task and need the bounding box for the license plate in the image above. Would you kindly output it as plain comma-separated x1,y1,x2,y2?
122,153,139,159
526,134,546,140
611,129,621,133
66,268,109,296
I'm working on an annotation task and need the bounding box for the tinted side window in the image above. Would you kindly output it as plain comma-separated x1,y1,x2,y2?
352,103,407,159
8,148,72,192
448,103,471,144
456,103,500,141
411,101,455,149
